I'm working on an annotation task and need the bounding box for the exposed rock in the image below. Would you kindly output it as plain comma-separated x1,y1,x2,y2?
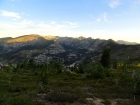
0,35,140,65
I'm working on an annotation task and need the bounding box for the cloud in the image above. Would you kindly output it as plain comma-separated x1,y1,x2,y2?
90,13,108,23
0,10,21,19
37,23,53,29
20,19,34,25
135,0,140,4
89,14,94,19
50,21,56,25
1,20,140,43
36,21,79,30
63,21,79,28
0,20,80,38
37,22,65,29
12,18,18,21
97,18,101,22
0,23,19,30
109,0,120,8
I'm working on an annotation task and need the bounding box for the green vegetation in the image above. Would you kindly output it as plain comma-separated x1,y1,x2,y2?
0,47,140,104
100,46,111,68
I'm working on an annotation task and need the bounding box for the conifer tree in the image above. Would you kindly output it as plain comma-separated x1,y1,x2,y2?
100,46,110,68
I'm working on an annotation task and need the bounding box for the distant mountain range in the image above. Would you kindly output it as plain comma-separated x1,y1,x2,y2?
0,34,140,65
116,40,139,45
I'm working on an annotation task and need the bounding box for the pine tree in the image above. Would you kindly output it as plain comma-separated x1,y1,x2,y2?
100,46,110,68
23,59,28,70
78,62,84,74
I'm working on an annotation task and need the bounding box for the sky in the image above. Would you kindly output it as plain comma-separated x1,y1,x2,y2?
0,0,140,43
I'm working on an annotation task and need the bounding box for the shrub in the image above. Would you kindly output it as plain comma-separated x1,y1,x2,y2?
0,92,7,104
84,64,110,79
45,92,78,103
2,96,45,105
132,70,140,99
101,99,111,105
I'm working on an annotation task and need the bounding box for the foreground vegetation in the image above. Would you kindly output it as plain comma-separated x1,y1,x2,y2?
0,46,139,105
0,57,140,105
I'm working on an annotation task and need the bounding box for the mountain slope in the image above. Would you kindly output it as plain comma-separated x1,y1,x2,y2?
116,40,139,45
0,35,140,65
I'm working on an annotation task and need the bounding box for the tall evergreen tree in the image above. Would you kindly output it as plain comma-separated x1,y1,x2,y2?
78,62,84,74
100,46,110,68
22,59,28,69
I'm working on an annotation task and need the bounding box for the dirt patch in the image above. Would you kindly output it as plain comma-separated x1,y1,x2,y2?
34,93,129,105
86,97,104,105
86,97,126,105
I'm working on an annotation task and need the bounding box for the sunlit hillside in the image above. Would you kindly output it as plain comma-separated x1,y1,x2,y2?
6,34,40,43
43,36,59,40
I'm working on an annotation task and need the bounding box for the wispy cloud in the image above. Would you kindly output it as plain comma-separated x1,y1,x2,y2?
36,21,79,30
0,23,19,30
20,19,34,25
63,21,79,28
96,12,108,22
37,22,53,29
0,10,21,19
89,14,94,19
0,20,80,38
109,0,120,8
97,18,101,22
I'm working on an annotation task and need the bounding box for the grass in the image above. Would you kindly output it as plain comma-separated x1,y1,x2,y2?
0,65,140,105
101,99,111,105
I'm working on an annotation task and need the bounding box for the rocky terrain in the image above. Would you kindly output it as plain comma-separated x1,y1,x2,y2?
0,34,140,65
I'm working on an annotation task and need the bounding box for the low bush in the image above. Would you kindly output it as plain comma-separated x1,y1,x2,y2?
45,91,78,103
84,64,110,79
2,96,45,105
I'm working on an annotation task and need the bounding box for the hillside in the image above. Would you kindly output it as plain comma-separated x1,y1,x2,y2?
0,53,140,105
116,40,139,45
0,35,140,65
0,35,140,105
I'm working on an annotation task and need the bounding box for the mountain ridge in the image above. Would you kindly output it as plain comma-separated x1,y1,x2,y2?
0,35,140,65
1,34,139,45
116,40,139,45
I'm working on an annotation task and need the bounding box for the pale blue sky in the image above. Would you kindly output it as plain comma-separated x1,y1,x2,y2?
0,0,140,43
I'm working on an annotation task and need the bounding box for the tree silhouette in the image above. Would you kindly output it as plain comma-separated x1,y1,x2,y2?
100,46,110,68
